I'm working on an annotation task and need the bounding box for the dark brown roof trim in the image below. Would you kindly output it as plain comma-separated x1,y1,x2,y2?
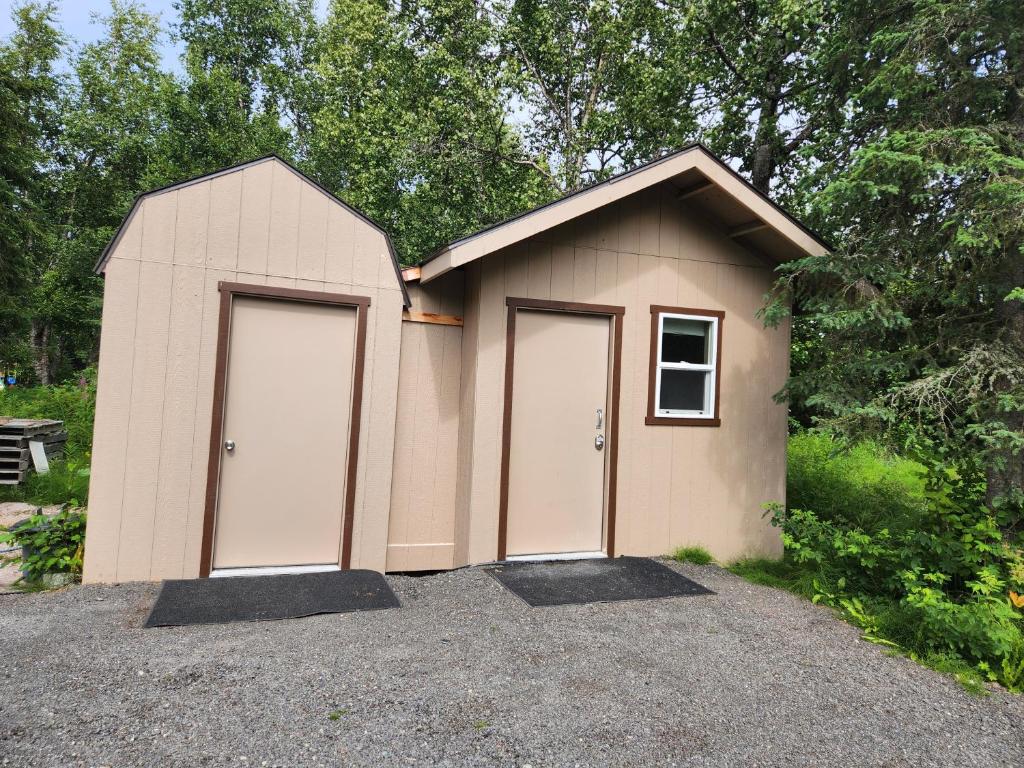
93,154,411,308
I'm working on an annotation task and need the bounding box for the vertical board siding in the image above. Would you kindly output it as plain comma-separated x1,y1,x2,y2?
457,181,787,565
236,162,273,274
150,264,204,578
387,275,464,571
206,172,242,270
82,256,141,582
115,260,173,580
84,158,404,582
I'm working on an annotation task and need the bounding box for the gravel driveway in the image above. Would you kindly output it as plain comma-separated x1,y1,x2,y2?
1,561,1022,767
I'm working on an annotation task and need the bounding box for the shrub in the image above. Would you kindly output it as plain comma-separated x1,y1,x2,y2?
671,546,714,565
735,434,1024,693
0,508,87,583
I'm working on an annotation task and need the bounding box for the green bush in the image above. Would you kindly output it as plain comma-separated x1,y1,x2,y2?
732,434,1024,693
0,508,87,583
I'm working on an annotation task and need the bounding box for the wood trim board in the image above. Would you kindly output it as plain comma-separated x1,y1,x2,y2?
198,281,372,577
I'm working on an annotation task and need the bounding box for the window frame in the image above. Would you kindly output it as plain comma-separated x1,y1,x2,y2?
646,305,724,426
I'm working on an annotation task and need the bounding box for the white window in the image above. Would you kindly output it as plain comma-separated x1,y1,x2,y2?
651,310,720,421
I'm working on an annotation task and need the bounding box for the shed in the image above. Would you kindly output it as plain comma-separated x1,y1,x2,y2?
83,145,828,583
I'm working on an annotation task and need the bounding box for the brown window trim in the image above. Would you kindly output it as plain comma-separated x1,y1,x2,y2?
198,281,371,577
646,304,724,427
498,296,625,561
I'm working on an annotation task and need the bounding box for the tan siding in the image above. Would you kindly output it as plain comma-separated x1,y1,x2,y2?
237,162,272,274
297,181,329,281
84,157,405,582
83,255,141,582
173,181,209,267
115,259,173,580
453,182,787,565
150,264,204,578
267,162,301,277
452,263,481,566
386,275,464,571
324,205,355,284
206,171,242,270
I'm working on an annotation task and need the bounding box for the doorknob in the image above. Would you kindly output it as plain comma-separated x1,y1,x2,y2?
595,434,605,451
224,439,236,453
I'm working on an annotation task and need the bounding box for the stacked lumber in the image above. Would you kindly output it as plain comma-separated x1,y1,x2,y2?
0,419,67,485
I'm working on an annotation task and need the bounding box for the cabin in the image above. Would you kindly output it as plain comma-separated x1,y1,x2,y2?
82,144,828,582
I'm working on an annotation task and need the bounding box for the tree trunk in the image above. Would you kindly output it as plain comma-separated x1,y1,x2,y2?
29,319,50,385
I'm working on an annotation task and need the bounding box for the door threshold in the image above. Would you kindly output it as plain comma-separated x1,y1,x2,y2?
210,564,341,578
505,551,606,563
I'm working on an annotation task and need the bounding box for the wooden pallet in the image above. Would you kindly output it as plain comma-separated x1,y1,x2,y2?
0,418,63,437
0,419,67,485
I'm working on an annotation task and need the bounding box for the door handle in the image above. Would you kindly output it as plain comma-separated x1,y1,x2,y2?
596,408,603,429
224,439,236,453
595,434,605,451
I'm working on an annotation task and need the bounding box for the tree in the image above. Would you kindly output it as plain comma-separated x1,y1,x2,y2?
17,1,172,382
0,2,63,381
496,0,697,192
668,0,859,200
155,0,317,178
773,0,1024,531
309,0,550,262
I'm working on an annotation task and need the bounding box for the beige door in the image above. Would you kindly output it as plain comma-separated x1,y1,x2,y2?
212,296,357,569
506,309,611,556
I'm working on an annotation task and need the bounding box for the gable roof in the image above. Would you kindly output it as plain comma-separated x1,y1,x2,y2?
419,142,829,283
94,155,411,308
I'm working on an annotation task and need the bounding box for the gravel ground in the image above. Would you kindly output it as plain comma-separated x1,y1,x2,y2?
1,561,1022,767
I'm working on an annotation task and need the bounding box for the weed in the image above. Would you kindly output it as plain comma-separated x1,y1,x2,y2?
671,546,713,566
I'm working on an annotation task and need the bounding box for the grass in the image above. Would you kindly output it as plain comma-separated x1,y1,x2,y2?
728,557,812,594
0,459,90,507
671,546,714,565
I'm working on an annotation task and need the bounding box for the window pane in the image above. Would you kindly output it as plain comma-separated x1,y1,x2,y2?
661,317,710,364
658,369,708,413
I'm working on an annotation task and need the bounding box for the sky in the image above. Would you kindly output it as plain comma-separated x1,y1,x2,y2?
0,1,329,73
0,0,184,70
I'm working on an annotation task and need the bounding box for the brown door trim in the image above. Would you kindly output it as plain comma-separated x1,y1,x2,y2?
497,296,625,561
198,281,372,577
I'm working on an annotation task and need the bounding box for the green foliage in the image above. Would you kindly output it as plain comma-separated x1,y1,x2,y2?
0,457,91,507
0,371,96,506
769,0,1024,533
0,508,86,582
788,432,928,532
742,437,1024,693
671,546,714,566
0,368,96,458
